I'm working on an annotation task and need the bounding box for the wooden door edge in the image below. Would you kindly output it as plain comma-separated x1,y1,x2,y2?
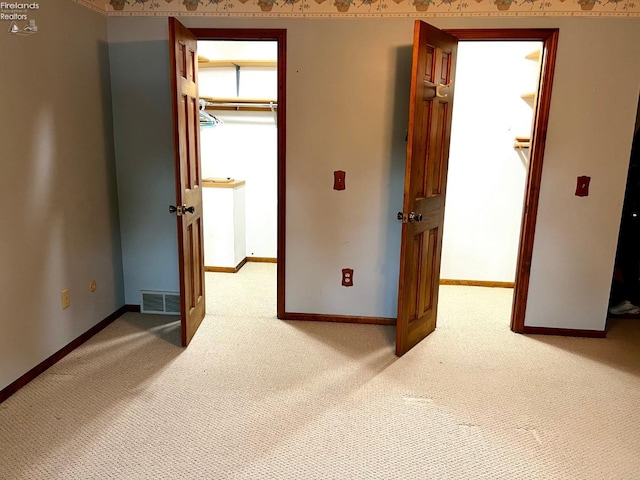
167,18,190,347
282,312,397,326
276,29,287,320
444,28,560,334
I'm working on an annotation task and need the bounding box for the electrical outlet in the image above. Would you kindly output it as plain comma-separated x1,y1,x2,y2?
61,289,70,310
342,269,354,287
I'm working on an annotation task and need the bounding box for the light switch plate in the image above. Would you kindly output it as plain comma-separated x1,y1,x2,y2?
576,176,590,197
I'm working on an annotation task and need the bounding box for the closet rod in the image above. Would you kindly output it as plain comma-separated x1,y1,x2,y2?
203,101,277,109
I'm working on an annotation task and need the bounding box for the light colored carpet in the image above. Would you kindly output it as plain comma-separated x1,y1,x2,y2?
205,262,276,318
1,263,640,479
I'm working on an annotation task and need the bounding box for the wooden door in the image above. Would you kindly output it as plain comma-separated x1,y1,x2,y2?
396,21,458,356
169,18,206,346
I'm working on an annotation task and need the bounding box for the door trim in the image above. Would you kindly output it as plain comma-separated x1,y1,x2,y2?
445,28,559,334
281,312,397,326
189,28,287,319
523,326,606,338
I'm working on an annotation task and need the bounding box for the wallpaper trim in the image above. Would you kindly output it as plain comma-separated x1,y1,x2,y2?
74,0,640,19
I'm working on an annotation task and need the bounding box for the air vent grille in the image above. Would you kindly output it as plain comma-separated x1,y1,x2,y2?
164,294,181,314
140,291,181,315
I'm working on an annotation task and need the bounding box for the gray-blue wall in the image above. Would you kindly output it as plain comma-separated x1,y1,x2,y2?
108,35,179,305
0,2,124,391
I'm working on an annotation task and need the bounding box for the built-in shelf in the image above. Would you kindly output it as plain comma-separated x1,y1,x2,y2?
198,59,277,69
202,178,246,189
202,97,277,104
525,49,541,61
514,136,530,149
515,49,541,150
198,57,278,113
521,92,537,108
201,96,277,113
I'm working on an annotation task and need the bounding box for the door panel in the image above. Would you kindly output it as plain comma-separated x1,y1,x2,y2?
396,21,458,356
169,17,206,346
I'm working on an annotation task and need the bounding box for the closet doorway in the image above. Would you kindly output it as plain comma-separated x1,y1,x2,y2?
191,30,287,319
438,40,543,331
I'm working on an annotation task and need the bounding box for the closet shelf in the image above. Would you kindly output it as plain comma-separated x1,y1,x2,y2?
198,60,277,69
201,97,278,113
525,49,541,61
521,92,537,108
202,178,245,188
514,136,530,149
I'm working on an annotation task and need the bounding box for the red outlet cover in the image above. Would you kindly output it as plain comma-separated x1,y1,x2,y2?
342,268,353,287
334,171,346,191
576,176,591,197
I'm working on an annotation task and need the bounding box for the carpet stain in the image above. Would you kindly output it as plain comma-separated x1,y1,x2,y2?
402,396,434,406
458,423,479,428
517,427,542,445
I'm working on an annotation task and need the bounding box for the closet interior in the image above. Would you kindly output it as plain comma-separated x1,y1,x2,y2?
198,40,278,274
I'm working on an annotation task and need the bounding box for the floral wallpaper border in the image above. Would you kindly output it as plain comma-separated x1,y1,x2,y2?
74,0,640,17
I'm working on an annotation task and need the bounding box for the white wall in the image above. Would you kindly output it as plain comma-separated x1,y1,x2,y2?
107,16,640,331
440,41,541,283
0,3,124,391
199,67,278,99
200,112,278,258
200,67,238,98
523,23,640,330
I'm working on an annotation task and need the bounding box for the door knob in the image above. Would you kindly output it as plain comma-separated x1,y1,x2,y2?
408,212,423,223
397,211,423,223
169,205,195,216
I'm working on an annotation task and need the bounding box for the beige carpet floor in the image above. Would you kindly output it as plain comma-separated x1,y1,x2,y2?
1,263,640,479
